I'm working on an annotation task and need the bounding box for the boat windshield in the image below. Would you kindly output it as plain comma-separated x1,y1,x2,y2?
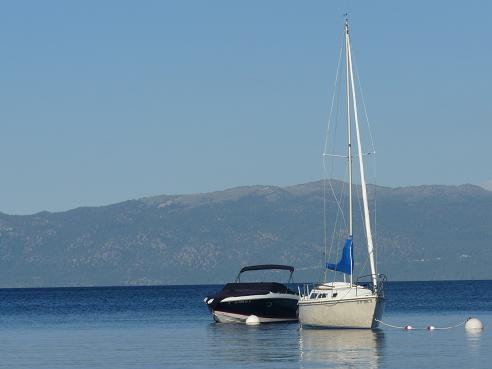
235,264,294,283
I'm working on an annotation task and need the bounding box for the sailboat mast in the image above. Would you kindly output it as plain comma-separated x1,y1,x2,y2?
345,20,353,239
346,23,378,289
345,19,354,285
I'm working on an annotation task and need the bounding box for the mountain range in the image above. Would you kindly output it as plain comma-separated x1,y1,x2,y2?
0,181,491,287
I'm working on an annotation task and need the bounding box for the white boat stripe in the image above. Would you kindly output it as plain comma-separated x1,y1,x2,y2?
220,293,299,303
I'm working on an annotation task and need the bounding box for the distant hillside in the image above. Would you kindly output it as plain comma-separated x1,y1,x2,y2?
0,181,491,287
481,179,492,192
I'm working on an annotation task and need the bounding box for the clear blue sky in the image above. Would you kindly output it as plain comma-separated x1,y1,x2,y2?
0,0,490,214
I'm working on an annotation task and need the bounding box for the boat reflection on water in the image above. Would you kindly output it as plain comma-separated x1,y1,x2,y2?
204,322,384,368
206,323,300,366
299,328,384,369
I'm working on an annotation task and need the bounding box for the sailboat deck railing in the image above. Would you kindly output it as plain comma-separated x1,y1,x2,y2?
300,273,386,300
356,273,387,296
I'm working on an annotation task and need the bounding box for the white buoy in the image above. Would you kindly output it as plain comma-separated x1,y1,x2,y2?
246,315,261,325
465,318,484,331
427,325,435,331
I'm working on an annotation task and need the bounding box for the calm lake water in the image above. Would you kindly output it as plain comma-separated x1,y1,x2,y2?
0,281,490,368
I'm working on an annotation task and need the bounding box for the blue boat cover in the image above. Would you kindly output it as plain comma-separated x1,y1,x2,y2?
326,237,353,275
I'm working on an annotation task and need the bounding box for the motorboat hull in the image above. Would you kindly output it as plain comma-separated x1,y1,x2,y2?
206,293,299,323
299,295,384,329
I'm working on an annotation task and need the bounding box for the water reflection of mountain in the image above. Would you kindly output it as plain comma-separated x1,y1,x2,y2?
299,328,385,369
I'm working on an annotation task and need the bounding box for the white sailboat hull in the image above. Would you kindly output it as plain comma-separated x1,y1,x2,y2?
299,295,384,329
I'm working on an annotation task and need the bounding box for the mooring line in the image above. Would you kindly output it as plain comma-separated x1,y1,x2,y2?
375,317,470,331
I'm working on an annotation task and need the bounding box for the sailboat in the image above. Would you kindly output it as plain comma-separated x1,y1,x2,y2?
298,18,386,329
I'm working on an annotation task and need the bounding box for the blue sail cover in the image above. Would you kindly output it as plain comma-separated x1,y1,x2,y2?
326,237,354,275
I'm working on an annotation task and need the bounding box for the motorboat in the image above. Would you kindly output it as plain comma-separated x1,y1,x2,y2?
204,264,299,323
